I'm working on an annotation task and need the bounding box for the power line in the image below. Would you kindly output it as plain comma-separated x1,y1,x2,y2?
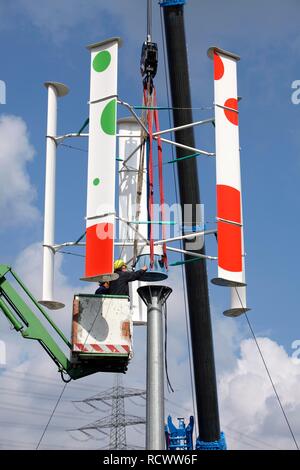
127,396,146,407
70,375,146,450
0,385,67,401
0,420,67,431
0,369,108,392
224,425,283,451
0,437,80,450
0,400,91,421
226,434,264,451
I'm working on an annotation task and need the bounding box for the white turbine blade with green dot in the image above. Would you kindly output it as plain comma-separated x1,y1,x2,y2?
82,38,121,282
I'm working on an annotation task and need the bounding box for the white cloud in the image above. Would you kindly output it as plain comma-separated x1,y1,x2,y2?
213,313,247,374
1,243,300,450
14,241,94,331
1,0,299,451
18,0,96,42
0,241,110,449
13,0,300,46
0,115,39,230
1,241,86,371
0,248,198,448
219,337,300,450
16,0,144,43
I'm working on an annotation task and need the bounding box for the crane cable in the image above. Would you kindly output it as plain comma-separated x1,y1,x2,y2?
35,382,68,449
141,0,168,270
144,86,155,267
234,287,299,451
159,5,197,424
160,5,299,449
132,140,147,266
143,84,168,269
131,74,150,267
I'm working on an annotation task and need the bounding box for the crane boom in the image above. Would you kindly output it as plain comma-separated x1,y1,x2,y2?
161,0,221,444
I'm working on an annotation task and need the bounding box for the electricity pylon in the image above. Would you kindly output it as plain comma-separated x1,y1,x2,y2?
70,375,146,450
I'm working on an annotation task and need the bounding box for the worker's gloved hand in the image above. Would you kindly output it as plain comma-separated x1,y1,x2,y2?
142,265,148,271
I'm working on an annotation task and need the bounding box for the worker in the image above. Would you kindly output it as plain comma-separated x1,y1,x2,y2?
95,281,110,295
109,259,147,296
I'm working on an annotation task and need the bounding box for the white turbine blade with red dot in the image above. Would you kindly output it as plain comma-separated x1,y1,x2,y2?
208,46,246,287
82,38,121,282
223,260,250,317
223,210,250,316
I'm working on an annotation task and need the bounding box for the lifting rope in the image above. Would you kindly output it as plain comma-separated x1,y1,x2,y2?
153,87,168,268
140,5,168,270
132,141,146,267
143,84,168,269
144,86,155,268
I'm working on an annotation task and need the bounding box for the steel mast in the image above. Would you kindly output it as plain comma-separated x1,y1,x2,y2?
161,0,221,443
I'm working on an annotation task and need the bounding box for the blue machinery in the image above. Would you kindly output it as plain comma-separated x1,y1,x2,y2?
165,416,227,450
165,416,194,450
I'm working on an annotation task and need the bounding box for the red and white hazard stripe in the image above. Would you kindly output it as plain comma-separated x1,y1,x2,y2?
74,343,130,354
208,46,246,287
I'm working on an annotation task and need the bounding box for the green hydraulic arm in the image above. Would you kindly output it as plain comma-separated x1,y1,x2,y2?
0,265,123,381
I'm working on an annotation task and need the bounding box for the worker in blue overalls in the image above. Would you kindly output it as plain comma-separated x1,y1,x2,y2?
95,281,110,295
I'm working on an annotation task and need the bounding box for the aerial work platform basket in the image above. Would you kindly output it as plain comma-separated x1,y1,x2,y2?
71,294,132,364
0,265,131,380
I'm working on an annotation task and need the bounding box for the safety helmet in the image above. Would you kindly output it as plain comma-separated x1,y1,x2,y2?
114,259,126,271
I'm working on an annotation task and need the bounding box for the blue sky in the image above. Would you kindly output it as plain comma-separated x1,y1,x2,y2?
0,0,300,450
1,0,298,348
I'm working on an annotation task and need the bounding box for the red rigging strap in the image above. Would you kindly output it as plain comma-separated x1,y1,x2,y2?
143,86,168,270
153,87,168,268
144,88,155,267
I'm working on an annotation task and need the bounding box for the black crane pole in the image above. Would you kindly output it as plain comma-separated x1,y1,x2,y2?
161,1,221,443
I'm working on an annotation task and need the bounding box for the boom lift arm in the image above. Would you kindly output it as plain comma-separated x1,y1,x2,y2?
0,264,123,380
